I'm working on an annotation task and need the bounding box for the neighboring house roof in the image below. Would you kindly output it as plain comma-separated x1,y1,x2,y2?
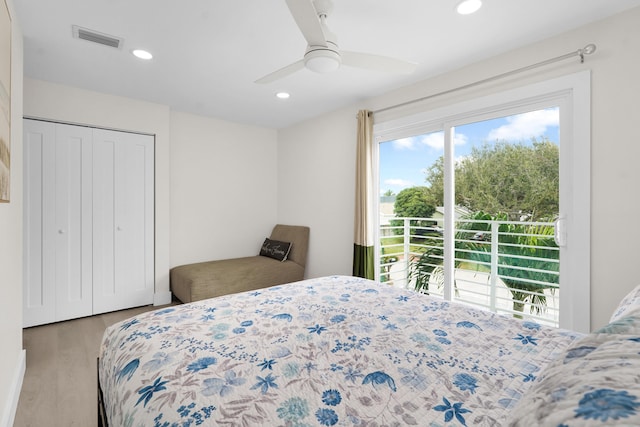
435,206,473,218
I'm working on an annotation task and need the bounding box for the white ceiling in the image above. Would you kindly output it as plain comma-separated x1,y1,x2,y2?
14,0,640,129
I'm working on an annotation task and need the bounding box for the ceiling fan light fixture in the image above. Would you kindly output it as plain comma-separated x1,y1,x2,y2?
456,0,482,15
304,49,341,73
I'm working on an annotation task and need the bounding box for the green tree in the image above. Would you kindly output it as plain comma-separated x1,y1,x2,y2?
390,186,438,242
424,138,558,220
424,157,444,206
394,186,436,218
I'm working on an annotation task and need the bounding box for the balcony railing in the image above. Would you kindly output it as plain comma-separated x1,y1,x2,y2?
379,217,560,327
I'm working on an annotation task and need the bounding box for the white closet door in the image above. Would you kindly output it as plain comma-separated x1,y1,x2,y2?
92,129,154,314
23,120,56,327
23,120,93,327
54,124,94,322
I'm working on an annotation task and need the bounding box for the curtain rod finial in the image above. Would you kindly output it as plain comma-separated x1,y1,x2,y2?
579,44,596,63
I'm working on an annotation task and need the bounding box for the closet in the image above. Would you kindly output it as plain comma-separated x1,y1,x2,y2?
23,119,155,327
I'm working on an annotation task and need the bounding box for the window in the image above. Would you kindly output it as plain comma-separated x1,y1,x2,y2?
374,72,590,332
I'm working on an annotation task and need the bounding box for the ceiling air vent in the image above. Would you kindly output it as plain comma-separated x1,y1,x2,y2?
72,25,123,49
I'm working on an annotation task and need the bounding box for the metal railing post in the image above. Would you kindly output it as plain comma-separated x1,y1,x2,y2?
404,218,411,286
490,221,499,312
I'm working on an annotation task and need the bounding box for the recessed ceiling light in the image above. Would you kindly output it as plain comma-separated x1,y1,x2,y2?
456,0,482,15
132,49,153,60
276,92,290,99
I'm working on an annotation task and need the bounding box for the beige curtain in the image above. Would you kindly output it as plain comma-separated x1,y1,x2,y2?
353,110,375,279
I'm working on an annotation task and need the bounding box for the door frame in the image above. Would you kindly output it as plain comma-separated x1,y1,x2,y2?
374,71,590,332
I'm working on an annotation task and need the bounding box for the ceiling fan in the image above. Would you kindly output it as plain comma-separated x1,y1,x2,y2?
255,0,417,84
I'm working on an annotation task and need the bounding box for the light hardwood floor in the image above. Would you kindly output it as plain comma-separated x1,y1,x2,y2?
14,304,174,427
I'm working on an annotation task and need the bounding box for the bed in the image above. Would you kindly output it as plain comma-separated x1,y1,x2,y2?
98,276,640,426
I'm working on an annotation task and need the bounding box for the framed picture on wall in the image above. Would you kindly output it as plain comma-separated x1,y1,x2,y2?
0,0,11,203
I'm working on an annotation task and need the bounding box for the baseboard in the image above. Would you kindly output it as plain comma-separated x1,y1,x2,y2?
154,290,172,306
1,349,26,427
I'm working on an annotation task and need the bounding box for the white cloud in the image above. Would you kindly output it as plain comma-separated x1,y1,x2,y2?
416,131,467,151
421,132,444,149
487,109,559,141
454,133,468,147
392,137,417,150
384,178,413,188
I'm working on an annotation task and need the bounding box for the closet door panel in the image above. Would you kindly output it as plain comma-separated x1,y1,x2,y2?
53,124,93,322
114,137,147,293
23,120,56,327
92,136,117,312
93,129,154,314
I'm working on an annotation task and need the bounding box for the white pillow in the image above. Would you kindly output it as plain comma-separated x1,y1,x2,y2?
610,284,640,323
507,328,640,426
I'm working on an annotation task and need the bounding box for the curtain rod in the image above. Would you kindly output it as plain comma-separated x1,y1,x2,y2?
371,43,596,115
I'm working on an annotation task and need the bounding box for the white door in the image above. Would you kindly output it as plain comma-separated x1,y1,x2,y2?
23,120,93,327
53,123,94,322
24,120,56,327
92,129,154,314
24,120,156,326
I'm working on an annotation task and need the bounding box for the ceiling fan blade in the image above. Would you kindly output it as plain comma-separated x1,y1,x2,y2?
285,0,328,47
341,51,417,74
255,59,305,84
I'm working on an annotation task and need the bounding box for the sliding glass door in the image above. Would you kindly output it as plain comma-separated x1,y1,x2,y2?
374,72,590,332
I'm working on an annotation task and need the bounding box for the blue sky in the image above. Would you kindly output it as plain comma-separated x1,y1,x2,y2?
379,107,559,195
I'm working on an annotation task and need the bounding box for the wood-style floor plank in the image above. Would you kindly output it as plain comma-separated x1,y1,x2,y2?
14,304,174,427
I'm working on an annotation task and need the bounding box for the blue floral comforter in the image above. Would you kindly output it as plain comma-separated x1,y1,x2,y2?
99,275,582,426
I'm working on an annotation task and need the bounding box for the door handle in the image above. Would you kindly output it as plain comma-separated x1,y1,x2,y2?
554,217,566,247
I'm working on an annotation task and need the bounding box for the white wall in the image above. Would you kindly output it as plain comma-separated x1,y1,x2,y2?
0,0,24,424
23,78,173,300
170,111,278,267
277,7,640,331
21,81,281,291
277,108,357,278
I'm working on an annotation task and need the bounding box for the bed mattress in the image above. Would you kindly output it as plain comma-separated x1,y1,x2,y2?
99,275,583,426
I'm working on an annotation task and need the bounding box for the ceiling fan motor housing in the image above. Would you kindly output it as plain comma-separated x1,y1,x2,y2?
304,42,341,73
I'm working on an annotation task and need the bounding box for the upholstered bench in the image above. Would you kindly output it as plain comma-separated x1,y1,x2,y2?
170,224,310,303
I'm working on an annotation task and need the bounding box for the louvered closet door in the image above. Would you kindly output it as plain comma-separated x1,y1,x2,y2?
92,129,154,314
